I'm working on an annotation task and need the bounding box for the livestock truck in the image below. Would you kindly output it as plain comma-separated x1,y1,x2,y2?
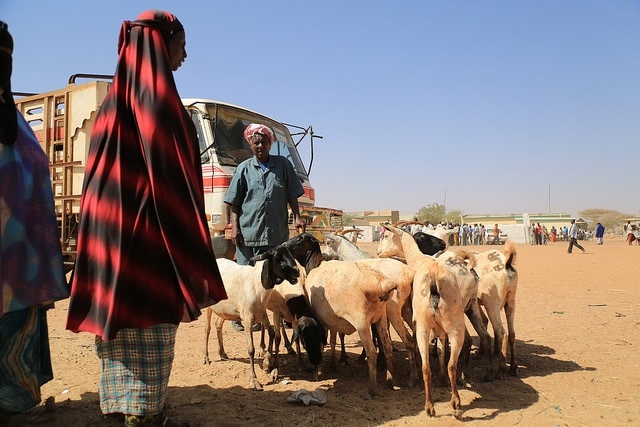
15,74,343,271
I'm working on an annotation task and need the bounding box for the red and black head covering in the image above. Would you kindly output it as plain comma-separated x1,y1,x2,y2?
0,20,17,145
67,10,226,340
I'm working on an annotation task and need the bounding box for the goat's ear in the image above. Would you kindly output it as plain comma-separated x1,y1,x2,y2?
251,251,271,262
260,259,276,289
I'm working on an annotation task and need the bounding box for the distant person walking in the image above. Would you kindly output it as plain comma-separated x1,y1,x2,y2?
595,223,605,245
625,221,636,245
566,219,585,254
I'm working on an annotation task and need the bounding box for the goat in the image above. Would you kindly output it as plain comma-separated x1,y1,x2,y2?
377,224,466,418
303,259,399,398
262,233,327,377
472,241,519,378
409,233,496,382
323,233,374,260
323,232,418,387
202,244,301,391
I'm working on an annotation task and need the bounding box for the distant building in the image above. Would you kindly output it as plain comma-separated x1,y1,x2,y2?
345,210,399,227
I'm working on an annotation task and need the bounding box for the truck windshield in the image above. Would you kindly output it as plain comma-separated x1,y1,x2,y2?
205,104,309,181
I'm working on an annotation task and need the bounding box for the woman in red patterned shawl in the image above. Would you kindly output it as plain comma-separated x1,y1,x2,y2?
66,10,226,425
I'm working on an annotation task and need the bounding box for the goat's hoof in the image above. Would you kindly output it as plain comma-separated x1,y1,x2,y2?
509,365,519,377
269,368,279,383
250,380,263,391
452,409,464,420
286,347,296,356
425,404,436,417
262,353,272,372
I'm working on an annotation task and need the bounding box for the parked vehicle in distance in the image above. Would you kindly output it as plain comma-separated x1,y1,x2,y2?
486,231,508,245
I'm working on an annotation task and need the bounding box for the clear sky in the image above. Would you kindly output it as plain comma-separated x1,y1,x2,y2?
3,1,639,218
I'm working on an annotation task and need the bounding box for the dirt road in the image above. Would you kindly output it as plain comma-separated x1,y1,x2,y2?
6,238,640,426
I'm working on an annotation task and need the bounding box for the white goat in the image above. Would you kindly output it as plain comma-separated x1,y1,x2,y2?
472,241,519,378
303,259,401,398
377,224,466,418
203,245,302,391
323,233,374,260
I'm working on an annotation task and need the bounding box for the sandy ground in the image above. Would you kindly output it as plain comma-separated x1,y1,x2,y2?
5,237,640,426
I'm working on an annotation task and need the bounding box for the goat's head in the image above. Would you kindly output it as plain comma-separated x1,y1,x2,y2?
413,232,447,256
251,244,300,289
292,315,327,367
282,232,324,273
376,223,406,259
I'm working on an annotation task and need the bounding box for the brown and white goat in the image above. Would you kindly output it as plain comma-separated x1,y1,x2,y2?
472,241,519,378
377,224,468,418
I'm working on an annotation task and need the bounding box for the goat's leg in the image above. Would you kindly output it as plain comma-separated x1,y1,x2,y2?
256,310,268,359
415,326,435,417
260,312,276,374
203,308,212,364
258,327,266,359
358,325,378,365
290,319,309,371
282,321,296,355
339,332,349,364
374,314,396,390
504,295,518,376
329,329,338,371
388,311,417,387
358,324,378,398
446,325,465,420
457,328,472,385
436,336,448,386
466,300,494,381
485,305,508,379
215,315,228,360
244,317,263,391
479,304,489,331
266,312,280,380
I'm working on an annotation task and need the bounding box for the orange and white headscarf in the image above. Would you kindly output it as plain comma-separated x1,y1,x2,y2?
243,123,274,144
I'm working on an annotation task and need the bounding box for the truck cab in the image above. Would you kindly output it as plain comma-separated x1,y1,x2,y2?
184,99,316,236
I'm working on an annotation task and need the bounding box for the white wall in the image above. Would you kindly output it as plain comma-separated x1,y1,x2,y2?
498,224,528,244
343,225,377,243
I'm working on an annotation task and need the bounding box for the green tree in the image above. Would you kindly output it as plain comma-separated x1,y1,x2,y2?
415,204,464,225
415,203,445,225
578,208,631,232
444,209,464,224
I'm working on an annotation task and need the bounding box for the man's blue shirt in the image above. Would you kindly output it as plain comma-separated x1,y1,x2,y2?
224,155,304,246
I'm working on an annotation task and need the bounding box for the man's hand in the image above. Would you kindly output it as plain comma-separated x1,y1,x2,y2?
294,216,306,234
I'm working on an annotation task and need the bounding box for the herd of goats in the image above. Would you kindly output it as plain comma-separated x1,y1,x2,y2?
202,223,518,419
